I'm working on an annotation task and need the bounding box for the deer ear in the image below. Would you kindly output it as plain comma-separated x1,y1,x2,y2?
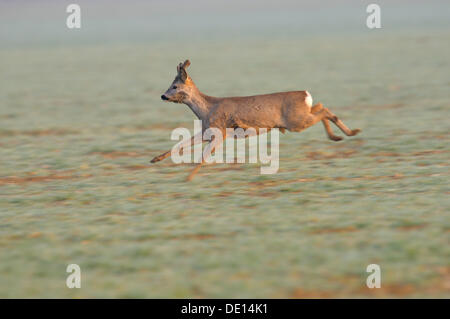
175,60,190,82
177,60,190,82
179,68,187,82
177,60,190,73
182,59,191,69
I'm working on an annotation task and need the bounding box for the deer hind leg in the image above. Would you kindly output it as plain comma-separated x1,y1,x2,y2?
287,107,327,133
324,108,361,137
311,103,342,142
322,118,343,141
310,103,343,141
310,102,324,114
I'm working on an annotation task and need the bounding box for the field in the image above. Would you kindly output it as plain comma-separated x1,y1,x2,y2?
0,1,449,298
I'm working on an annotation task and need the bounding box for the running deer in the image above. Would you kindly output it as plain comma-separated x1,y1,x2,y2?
151,60,361,181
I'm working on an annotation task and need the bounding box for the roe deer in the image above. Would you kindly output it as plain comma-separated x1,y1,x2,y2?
151,60,361,181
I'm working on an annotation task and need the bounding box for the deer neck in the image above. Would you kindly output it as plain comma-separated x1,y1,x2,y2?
183,87,214,121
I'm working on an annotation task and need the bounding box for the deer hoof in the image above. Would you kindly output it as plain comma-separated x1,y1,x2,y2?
350,129,361,136
330,135,343,141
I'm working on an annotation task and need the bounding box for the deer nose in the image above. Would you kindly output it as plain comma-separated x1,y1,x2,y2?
161,95,169,101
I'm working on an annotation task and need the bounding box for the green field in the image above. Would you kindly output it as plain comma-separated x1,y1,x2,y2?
0,1,449,298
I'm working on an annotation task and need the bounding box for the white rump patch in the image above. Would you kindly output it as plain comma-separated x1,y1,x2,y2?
305,91,313,107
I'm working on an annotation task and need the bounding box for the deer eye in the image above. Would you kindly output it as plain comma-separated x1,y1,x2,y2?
172,85,177,89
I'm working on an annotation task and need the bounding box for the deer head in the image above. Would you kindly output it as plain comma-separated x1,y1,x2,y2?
161,60,197,103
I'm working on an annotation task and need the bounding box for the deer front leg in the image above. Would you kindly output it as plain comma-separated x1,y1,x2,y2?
186,162,204,182
186,131,225,181
150,150,171,163
324,108,361,137
150,132,204,163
